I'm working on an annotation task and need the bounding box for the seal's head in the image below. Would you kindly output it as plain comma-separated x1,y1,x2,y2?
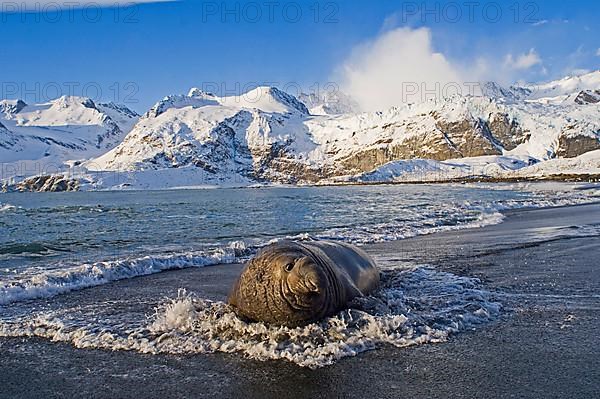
227,241,334,327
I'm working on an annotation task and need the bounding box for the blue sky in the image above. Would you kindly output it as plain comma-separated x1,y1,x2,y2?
0,0,598,112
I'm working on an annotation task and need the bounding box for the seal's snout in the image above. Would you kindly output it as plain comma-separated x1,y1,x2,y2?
294,259,327,295
305,272,321,293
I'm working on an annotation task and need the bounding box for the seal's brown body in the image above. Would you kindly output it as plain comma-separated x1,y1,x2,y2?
228,240,380,327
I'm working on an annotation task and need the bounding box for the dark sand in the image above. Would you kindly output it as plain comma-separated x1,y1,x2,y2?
1,203,599,398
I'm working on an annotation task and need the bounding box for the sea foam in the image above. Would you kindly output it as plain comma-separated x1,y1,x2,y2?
0,242,250,305
0,267,501,368
0,203,17,213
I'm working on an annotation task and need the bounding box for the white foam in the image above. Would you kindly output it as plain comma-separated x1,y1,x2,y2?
312,188,599,244
0,247,243,305
0,203,17,213
315,211,506,244
0,268,501,368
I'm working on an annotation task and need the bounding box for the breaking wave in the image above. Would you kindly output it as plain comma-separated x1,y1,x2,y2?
0,267,501,368
0,242,251,305
314,210,505,243
0,203,17,213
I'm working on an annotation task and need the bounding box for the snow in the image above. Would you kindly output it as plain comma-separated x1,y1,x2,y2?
0,96,139,182
523,70,600,104
86,87,313,176
298,90,362,115
79,165,254,191
348,151,600,183
219,86,309,114
345,155,537,183
506,149,600,177
2,71,600,189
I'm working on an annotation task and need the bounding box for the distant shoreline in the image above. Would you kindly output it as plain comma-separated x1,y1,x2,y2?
321,173,600,186
3,174,600,193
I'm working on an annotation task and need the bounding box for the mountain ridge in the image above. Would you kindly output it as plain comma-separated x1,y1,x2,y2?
2,71,600,191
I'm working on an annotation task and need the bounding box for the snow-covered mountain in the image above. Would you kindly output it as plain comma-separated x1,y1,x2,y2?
298,90,361,115
0,96,139,182
87,86,316,185
483,70,600,105
2,71,600,191
0,120,20,151
523,70,600,104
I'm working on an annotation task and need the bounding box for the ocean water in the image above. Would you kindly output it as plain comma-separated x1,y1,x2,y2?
1,183,598,367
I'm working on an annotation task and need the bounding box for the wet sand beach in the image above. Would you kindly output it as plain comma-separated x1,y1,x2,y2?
1,203,599,399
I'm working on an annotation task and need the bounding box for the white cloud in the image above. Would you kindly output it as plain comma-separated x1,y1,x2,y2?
596,48,600,57
336,26,552,111
503,49,542,70
532,20,548,27
338,27,465,112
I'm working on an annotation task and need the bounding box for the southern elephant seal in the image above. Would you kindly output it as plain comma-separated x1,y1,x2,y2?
227,240,380,327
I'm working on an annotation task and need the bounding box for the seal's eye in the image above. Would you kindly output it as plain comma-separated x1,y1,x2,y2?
284,262,294,272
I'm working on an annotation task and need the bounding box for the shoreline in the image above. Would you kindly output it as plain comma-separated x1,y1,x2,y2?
2,174,600,193
494,198,600,217
325,173,600,186
1,202,600,398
